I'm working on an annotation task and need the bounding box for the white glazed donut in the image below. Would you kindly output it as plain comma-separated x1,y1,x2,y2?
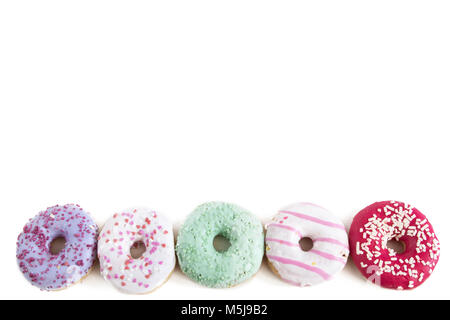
265,202,349,287
98,207,175,294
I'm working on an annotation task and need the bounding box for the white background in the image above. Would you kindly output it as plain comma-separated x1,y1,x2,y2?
0,1,449,300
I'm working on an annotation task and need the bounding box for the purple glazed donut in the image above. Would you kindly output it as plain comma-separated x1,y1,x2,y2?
16,204,98,291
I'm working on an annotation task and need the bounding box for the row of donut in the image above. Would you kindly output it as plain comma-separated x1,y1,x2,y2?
16,200,440,293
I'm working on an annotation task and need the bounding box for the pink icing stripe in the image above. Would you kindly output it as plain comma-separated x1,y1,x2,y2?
267,254,331,280
266,238,346,264
280,210,346,231
309,249,346,264
314,237,349,249
265,237,299,247
267,223,302,237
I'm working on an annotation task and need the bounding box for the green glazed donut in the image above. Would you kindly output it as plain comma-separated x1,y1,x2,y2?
176,201,264,288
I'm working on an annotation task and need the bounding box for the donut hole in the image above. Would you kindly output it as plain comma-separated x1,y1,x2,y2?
213,235,231,253
299,237,314,252
387,239,406,254
49,236,66,255
130,240,146,259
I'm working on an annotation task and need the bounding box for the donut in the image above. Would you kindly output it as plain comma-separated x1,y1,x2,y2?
349,201,440,290
265,202,349,287
176,201,264,288
16,204,98,291
98,207,175,294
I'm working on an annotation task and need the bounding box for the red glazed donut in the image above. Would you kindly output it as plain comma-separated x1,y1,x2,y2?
349,201,440,290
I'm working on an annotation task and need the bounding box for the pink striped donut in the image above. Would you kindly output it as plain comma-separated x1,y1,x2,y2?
265,202,349,286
